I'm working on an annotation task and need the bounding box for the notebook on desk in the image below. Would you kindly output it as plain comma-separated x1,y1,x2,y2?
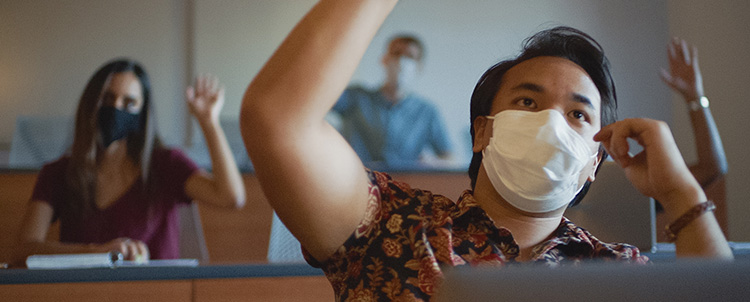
434,260,750,301
26,252,199,269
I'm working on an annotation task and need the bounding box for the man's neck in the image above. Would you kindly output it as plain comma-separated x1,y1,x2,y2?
380,82,405,104
473,168,564,261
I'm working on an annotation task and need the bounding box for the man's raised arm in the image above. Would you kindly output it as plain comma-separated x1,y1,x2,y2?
240,0,398,262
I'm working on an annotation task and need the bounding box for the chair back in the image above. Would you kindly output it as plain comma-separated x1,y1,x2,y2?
178,203,210,262
9,115,73,168
267,212,305,263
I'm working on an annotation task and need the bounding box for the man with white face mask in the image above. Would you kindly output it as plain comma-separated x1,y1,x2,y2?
330,35,454,168
242,1,732,300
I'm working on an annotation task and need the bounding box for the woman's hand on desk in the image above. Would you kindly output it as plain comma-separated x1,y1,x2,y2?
97,237,150,262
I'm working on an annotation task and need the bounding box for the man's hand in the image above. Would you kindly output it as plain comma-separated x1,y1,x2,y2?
594,118,704,214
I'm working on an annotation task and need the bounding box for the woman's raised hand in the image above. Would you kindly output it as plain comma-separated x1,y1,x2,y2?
660,37,704,102
187,74,225,124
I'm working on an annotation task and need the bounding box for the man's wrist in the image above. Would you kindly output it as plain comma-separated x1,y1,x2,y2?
660,185,707,222
689,96,710,111
665,200,716,242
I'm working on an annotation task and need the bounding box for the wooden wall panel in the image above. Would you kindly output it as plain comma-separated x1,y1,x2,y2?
194,276,334,302
0,173,39,246
0,172,59,264
1,280,192,302
197,175,274,264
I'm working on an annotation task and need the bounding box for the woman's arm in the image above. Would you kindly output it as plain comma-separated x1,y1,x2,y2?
241,0,399,261
184,75,246,209
660,38,728,187
595,118,732,259
12,201,148,267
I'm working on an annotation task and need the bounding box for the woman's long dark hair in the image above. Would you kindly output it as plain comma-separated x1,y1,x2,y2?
63,58,162,219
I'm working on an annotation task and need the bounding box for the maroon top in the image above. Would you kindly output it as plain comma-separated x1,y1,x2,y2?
31,148,199,259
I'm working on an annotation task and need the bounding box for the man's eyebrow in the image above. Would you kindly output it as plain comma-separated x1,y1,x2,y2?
511,82,544,92
511,82,596,110
572,93,595,110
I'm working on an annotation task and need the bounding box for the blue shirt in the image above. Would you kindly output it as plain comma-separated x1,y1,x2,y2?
332,86,452,168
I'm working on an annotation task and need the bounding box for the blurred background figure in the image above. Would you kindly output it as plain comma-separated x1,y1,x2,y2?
9,59,245,267
329,34,455,170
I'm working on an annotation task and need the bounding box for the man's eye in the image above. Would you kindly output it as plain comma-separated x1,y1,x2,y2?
516,98,536,108
570,110,589,122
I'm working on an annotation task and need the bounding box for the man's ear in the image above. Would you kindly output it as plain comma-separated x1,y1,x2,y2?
473,116,491,153
587,153,602,182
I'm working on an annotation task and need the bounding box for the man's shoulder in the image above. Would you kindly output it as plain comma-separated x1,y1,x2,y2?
336,85,381,110
403,92,432,103
344,85,378,97
401,93,439,111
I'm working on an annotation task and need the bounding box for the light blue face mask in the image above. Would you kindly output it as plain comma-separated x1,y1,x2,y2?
482,109,598,213
396,57,418,91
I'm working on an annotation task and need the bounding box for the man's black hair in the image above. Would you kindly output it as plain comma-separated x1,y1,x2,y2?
387,34,425,61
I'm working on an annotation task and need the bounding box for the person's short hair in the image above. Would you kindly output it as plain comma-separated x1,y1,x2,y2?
387,34,425,62
468,26,618,207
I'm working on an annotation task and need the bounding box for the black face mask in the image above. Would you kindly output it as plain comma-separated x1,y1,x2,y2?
98,106,141,148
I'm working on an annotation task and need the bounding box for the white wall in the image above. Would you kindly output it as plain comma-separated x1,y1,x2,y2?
0,0,190,147
0,0,672,160
193,0,671,164
666,0,750,241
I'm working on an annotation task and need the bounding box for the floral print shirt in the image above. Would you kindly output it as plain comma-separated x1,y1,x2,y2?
304,170,648,301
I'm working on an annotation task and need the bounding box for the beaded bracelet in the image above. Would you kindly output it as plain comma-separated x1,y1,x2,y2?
665,200,716,242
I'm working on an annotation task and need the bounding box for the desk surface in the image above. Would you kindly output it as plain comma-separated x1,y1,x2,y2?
0,263,323,285
4,245,750,285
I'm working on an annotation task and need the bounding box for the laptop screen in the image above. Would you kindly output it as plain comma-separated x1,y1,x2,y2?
434,259,750,301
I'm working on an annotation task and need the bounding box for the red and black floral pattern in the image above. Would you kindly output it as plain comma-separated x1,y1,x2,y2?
305,170,648,301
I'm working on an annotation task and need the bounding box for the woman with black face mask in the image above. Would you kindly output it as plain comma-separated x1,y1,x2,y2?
11,59,246,265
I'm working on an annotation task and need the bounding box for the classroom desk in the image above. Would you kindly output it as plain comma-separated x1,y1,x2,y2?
3,251,750,302
0,263,334,301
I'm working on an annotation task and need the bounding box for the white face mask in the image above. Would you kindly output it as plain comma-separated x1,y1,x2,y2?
387,57,419,92
482,109,597,213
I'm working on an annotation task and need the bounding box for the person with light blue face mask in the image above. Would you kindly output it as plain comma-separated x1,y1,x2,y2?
330,34,455,169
